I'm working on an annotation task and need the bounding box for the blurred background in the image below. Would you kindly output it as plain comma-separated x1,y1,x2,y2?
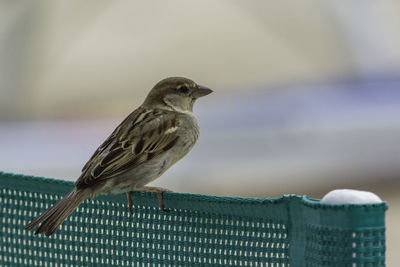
1,0,399,264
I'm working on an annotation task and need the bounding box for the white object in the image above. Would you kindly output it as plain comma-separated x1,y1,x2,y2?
321,189,383,204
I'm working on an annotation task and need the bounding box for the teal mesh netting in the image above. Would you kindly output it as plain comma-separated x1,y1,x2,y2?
0,172,387,266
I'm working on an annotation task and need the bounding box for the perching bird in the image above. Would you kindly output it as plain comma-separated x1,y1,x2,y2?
25,77,212,236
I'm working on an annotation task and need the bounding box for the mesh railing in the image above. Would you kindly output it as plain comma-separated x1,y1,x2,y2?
0,171,387,266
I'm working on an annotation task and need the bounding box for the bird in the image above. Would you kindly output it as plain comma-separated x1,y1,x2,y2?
25,77,212,236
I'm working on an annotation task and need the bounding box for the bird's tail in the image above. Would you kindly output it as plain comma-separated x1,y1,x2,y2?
25,188,89,236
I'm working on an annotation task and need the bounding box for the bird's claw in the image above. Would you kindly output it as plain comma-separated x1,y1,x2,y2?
126,187,172,213
156,190,170,212
139,186,172,212
126,192,134,214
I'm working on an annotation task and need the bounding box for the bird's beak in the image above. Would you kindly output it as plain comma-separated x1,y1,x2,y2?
192,85,213,98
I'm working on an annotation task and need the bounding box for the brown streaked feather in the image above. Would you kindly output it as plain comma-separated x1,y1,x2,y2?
25,188,90,236
75,107,180,188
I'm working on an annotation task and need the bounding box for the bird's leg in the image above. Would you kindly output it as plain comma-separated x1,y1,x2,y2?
137,186,172,212
126,191,134,214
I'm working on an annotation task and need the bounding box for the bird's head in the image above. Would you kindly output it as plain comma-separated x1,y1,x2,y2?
143,77,212,112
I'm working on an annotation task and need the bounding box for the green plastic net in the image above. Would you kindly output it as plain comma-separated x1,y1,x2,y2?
0,172,387,266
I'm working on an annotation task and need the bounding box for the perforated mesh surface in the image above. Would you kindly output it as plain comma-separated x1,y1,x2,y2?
305,225,386,266
0,172,387,266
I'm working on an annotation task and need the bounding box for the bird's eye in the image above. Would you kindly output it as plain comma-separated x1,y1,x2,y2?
178,85,189,94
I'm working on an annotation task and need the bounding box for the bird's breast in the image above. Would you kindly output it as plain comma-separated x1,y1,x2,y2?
99,113,200,194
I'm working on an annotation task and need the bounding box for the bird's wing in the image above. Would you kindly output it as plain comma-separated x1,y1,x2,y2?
75,107,180,188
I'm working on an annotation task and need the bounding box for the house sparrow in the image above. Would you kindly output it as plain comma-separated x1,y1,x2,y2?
25,77,212,236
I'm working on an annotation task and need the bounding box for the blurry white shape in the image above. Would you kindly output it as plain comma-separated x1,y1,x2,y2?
321,189,383,204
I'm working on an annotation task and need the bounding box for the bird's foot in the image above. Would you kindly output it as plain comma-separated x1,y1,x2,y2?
137,186,172,212
126,191,134,214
